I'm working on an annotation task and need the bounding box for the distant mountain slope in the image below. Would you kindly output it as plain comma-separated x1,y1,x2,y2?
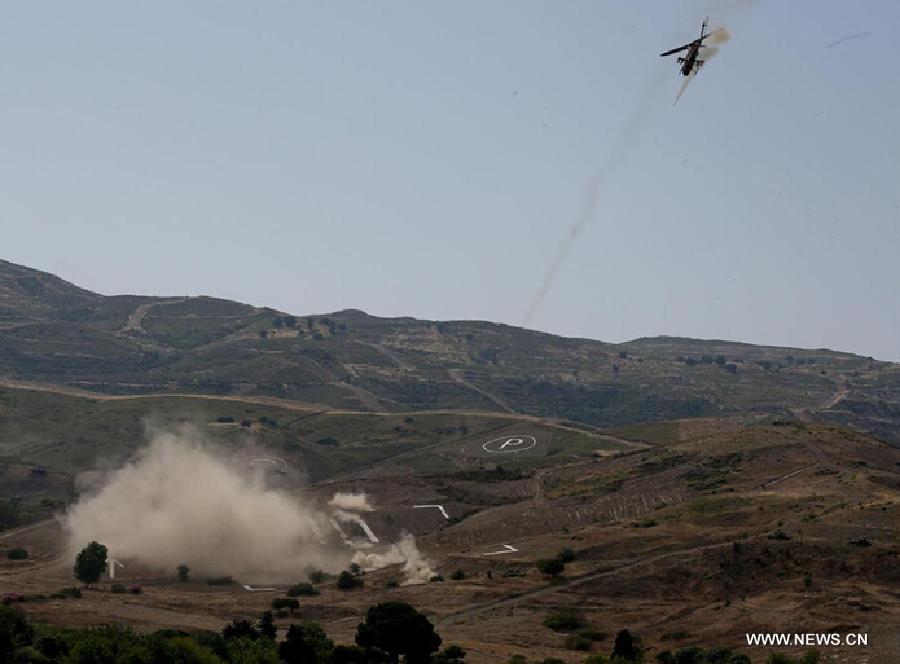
1,259,898,442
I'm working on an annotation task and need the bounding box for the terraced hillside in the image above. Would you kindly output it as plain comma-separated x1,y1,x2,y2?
2,418,897,662
2,259,898,444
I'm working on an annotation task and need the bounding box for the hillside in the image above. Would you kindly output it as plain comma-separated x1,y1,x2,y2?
3,417,898,662
2,259,898,445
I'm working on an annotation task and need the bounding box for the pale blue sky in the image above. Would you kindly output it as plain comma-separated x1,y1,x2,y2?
1,2,898,359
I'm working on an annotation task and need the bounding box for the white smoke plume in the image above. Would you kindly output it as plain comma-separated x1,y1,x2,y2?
351,532,435,585
65,429,349,583
329,491,374,512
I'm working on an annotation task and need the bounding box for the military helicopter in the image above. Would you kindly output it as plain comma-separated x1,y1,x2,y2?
660,18,711,76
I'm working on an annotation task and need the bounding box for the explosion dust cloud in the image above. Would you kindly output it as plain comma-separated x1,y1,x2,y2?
65,430,346,583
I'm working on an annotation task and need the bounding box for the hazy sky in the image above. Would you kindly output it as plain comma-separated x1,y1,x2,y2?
2,2,898,359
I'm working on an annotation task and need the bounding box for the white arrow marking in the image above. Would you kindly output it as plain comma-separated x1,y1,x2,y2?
413,504,449,519
484,544,518,556
242,584,277,592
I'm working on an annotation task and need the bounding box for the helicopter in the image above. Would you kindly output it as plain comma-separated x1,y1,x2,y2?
660,18,711,76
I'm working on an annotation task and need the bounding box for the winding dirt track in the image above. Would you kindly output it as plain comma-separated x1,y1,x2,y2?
0,377,638,447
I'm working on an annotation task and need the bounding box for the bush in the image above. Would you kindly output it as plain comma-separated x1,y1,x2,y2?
6,548,28,560
110,584,126,594
337,570,363,590
543,610,582,631
287,582,319,597
306,568,326,584
564,633,591,651
429,575,445,582
216,416,234,423
177,564,190,582
556,548,577,563
127,585,141,594
536,558,565,577
450,570,466,581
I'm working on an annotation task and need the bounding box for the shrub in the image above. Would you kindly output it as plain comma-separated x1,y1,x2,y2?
450,570,466,581
564,633,591,651
337,570,363,590
287,582,319,597
556,548,577,563
216,416,234,423
429,575,445,582
306,568,326,583
536,558,565,577
127,585,141,594
110,584,126,594
543,610,582,631
177,564,190,582
7,548,28,560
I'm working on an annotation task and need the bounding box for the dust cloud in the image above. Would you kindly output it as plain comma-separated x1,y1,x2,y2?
329,491,374,512
65,429,348,583
352,532,435,585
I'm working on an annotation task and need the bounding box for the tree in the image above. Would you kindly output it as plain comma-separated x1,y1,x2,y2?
177,564,190,582
279,623,334,664
0,605,34,660
258,611,277,641
337,570,363,590
536,558,565,577
271,597,299,616
355,601,442,664
222,618,258,640
433,644,467,662
283,316,297,328
74,541,107,586
258,329,269,339
611,629,638,661
331,645,367,663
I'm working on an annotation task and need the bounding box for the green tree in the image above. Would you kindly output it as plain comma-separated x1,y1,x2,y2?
355,601,442,664
74,540,108,586
177,564,190,582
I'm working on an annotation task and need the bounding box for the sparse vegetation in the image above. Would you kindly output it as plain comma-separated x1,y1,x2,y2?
543,610,582,632
287,582,319,597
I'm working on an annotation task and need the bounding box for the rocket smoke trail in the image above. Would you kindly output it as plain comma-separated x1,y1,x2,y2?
521,67,668,327
522,22,732,326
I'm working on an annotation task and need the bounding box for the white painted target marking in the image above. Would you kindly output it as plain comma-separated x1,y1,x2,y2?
482,434,537,454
